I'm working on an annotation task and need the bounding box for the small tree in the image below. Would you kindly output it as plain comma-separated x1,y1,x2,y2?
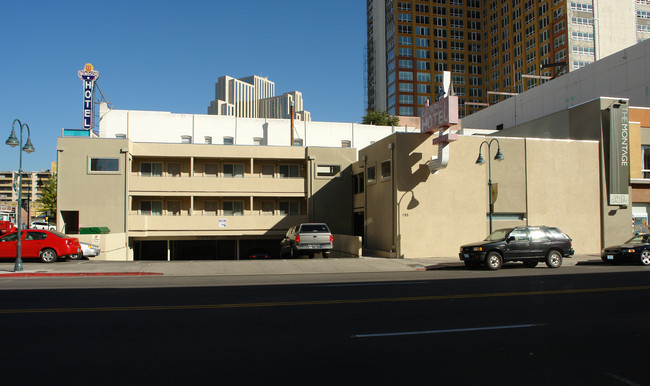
36,173,57,224
362,110,400,126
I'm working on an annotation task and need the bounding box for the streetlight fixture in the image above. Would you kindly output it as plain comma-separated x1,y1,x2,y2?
6,119,36,272
476,138,504,234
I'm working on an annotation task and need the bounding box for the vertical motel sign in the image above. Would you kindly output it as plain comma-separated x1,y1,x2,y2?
78,63,100,130
608,100,630,206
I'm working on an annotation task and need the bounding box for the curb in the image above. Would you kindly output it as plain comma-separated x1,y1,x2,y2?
0,272,164,278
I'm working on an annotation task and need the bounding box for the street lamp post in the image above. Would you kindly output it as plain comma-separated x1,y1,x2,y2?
6,119,36,272
476,138,504,234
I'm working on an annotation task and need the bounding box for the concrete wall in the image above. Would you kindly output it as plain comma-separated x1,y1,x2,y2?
358,133,602,258
593,0,637,60
306,147,357,235
77,233,130,261
56,138,128,234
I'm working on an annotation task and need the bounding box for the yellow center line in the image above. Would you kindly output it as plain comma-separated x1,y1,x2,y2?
1,285,649,314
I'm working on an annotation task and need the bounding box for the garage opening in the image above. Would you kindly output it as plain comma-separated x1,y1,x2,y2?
172,240,236,260
133,238,284,261
134,240,167,260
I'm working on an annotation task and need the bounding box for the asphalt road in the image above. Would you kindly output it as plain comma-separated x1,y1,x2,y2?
1,267,649,385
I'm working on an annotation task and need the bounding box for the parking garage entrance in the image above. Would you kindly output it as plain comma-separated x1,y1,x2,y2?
133,238,281,261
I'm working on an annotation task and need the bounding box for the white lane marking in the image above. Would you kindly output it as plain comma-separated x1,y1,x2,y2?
351,323,542,338
606,373,642,386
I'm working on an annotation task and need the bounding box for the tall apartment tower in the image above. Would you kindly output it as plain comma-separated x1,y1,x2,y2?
367,0,649,118
208,75,311,121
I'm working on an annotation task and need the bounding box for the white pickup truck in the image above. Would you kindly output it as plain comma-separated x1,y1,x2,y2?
280,223,333,258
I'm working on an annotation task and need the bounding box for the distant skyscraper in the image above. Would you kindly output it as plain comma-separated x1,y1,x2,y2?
367,0,650,118
208,75,310,121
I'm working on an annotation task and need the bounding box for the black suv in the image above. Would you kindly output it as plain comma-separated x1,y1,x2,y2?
459,226,574,270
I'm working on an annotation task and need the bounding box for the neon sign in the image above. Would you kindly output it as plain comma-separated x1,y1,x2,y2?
77,63,100,130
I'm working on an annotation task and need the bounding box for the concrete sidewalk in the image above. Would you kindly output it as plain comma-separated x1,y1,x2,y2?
0,254,602,278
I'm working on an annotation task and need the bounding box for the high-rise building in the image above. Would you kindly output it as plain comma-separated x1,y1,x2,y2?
367,0,650,118
208,75,310,121
0,170,53,224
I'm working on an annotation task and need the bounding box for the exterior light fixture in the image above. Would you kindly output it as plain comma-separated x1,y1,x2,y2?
476,138,504,234
5,119,36,272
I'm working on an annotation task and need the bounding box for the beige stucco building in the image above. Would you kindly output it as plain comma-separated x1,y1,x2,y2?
56,138,355,260
354,131,601,258
354,96,650,259
56,95,650,261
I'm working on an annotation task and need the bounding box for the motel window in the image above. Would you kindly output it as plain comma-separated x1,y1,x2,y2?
167,163,181,177
279,201,300,215
261,164,274,178
115,133,126,139
279,164,299,178
353,173,365,193
205,163,218,177
261,200,274,215
204,201,218,216
222,201,244,216
254,137,263,146
141,162,163,177
223,164,244,178
90,158,119,172
367,165,376,183
181,135,192,144
316,165,341,178
342,140,351,148
223,136,234,145
140,201,162,216
167,201,181,216
293,138,304,146
205,136,212,144
381,160,391,179
643,146,650,178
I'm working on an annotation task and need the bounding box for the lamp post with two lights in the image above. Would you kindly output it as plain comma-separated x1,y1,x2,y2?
475,138,504,234
5,119,36,272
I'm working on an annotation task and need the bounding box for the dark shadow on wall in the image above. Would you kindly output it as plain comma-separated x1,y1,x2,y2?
308,165,353,235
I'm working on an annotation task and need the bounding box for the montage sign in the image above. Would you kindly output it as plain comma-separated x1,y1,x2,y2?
78,63,100,130
607,100,630,206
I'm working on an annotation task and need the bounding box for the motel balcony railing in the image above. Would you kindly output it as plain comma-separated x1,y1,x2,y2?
128,214,308,237
129,175,306,196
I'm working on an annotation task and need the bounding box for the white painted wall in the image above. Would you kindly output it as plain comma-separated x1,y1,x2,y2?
98,103,418,153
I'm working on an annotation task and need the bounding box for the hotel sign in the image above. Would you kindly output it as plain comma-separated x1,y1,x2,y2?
420,96,459,133
608,101,629,206
78,63,100,130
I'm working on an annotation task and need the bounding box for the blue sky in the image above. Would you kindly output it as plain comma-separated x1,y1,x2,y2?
0,1,367,172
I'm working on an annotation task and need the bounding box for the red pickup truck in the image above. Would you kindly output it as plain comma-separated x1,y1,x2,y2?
0,221,17,235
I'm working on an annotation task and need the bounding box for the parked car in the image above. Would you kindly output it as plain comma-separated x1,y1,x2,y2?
459,226,574,270
70,241,101,260
281,223,333,258
247,248,271,259
31,221,56,231
0,221,16,236
0,229,81,263
601,234,650,265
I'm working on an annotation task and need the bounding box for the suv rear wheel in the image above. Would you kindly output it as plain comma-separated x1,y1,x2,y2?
545,250,563,268
485,251,503,270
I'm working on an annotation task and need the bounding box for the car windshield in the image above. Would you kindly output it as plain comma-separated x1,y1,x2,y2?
625,234,650,244
300,224,329,233
484,228,514,241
